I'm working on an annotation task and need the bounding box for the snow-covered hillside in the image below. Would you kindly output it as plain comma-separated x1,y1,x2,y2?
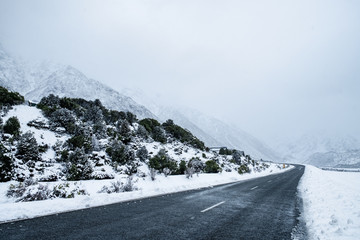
0,89,291,222
278,134,360,167
298,165,360,240
123,88,281,161
0,45,155,120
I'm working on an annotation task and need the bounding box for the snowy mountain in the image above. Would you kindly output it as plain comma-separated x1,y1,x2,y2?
0,44,29,93
305,150,360,168
122,88,281,161
279,134,360,167
178,108,281,161
0,44,155,119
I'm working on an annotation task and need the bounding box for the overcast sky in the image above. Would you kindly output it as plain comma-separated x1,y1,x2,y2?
1,0,360,144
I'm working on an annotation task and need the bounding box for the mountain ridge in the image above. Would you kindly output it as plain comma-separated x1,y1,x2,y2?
0,46,156,120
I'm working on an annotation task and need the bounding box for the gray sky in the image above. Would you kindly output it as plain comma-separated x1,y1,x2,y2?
1,0,360,144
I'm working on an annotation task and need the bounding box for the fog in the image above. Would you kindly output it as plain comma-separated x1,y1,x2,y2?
1,0,360,144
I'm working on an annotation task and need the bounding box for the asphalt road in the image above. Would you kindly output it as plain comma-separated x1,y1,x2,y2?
0,165,305,240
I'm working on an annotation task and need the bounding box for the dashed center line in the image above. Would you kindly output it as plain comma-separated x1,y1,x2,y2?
201,201,226,213
251,186,258,190
267,180,272,183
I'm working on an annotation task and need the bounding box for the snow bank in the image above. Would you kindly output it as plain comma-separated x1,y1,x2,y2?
0,164,292,223
298,165,360,240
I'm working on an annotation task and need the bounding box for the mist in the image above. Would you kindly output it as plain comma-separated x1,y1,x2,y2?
1,0,360,144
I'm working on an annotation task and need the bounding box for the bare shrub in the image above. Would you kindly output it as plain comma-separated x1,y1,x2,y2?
99,177,137,194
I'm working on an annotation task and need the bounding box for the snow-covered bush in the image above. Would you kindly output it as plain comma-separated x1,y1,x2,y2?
188,157,205,173
99,177,137,194
92,171,114,180
17,184,52,202
238,164,251,174
152,126,167,144
106,141,135,166
16,131,40,167
185,166,195,179
65,148,93,180
117,119,131,140
7,180,88,202
84,105,103,124
6,178,39,200
49,108,76,133
136,146,148,162
136,125,149,139
52,182,87,198
232,150,243,164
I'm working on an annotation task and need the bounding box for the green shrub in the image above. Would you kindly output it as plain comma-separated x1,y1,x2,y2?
106,142,135,165
65,148,93,180
16,131,40,164
219,147,233,155
138,118,167,143
204,160,221,173
162,119,205,150
0,153,13,182
38,144,49,153
0,87,24,106
149,149,177,174
138,118,161,133
67,135,91,152
59,97,79,111
3,117,21,136
177,160,187,175
238,164,250,174
152,126,167,144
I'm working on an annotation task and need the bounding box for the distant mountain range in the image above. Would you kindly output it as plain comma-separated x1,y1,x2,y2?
0,43,281,161
278,134,360,168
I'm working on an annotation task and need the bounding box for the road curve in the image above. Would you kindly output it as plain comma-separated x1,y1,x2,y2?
0,165,305,240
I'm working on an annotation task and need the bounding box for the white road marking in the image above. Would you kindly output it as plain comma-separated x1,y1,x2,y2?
267,180,272,183
201,201,226,213
251,186,258,190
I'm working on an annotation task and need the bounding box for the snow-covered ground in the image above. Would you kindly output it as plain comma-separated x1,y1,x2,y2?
2,105,69,146
298,165,360,240
0,164,292,223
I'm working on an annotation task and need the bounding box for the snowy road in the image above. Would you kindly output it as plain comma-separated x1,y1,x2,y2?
0,165,304,240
